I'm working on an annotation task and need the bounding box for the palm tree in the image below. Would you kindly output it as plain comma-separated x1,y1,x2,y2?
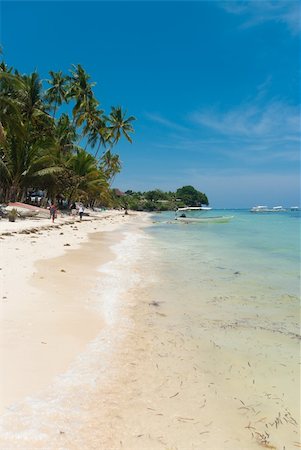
74,97,103,147
45,71,67,118
52,113,78,159
66,149,108,204
0,70,50,200
106,106,135,146
87,116,110,158
0,129,60,202
100,150,121,185
0,61,136,206
66,64,95,123
18,72,48,122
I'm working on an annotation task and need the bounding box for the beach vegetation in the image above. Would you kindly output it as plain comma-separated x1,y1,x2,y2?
176,185,208,207
8,208,17,222
119,186,209,211
0,57,136,207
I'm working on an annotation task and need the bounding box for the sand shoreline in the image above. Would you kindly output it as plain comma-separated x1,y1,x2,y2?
0,211,149,415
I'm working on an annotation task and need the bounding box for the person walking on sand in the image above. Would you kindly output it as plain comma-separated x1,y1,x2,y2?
49,203,57,223
78,205,84,221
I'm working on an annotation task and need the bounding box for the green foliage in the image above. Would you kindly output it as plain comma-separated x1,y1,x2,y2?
122,186,209,212
144,189,168,202
176,185,208,207
0,57,136,206
8,208,17,222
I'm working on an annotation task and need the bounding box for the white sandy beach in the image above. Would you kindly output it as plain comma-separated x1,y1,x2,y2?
0,211,299,450
0,211,133,412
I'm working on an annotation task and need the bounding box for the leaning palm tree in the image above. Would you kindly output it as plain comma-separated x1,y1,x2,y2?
66,64,95,124
100,150,121,186
87,116,110,158
74,97,103,147
106,106,135,146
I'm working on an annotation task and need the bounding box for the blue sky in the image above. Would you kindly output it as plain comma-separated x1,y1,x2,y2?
1,0,300,207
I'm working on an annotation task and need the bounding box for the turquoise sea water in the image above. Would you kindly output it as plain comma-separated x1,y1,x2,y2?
147,209,300,302
144,208,301,347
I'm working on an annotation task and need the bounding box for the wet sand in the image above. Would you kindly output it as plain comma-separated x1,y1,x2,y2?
0,211,143,413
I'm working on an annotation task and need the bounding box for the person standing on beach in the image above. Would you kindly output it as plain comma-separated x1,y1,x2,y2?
70,202,77,217
49,203,57,223
78,205,84,221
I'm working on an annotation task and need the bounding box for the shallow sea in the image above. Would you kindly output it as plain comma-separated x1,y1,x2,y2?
140,208,300,448
147,209,300,302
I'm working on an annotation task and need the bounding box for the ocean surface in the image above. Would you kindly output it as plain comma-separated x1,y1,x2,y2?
147,208,300,302
144,208,300,346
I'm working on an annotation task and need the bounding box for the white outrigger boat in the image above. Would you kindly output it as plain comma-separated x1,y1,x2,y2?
177,206,212,211
250,205,287,213
175,207,233,224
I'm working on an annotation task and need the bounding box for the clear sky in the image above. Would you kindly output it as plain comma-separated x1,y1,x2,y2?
1,0,300,207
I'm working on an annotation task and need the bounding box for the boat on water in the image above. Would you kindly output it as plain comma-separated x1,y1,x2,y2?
250,205,287,213
175,215,233,223
175,207,233,224
177,206,212,211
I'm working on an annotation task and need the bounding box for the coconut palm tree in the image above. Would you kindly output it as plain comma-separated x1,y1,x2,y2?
0,60,136,206
74,97,103,147
106,106,135,146
100,150,121,185
54,113,77,155
0,129,59,202
0,70,57,201
66,64,95,123
18,72,48,122
45,70,67,118
66,149,108,204
87,116,110,158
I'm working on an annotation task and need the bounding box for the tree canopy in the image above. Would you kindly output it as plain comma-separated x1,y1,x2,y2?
121,186,209,212
176,185,208,207
0,57,210,213
0,59,136,207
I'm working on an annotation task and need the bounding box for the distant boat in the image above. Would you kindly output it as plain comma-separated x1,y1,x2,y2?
175,215,233,224
175,207,233,224
177,206,212,211
272,206,287,211
250,205,268,212
290,206,300,211
250,205,287,213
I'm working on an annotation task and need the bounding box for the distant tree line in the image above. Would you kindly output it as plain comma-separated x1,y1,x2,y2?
119,185,209,211
0,56,135,207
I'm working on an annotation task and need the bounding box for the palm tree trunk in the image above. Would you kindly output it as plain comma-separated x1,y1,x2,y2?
9,184,18,202
20,188,27,203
